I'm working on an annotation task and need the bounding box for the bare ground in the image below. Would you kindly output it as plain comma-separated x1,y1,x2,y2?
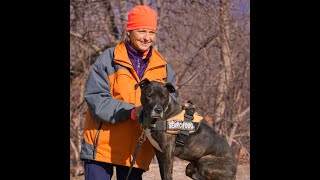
71,158,250,180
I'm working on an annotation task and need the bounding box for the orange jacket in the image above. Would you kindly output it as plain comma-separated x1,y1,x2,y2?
80,42,176,170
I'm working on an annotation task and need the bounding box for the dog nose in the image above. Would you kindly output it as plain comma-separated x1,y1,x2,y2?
155,106,163,114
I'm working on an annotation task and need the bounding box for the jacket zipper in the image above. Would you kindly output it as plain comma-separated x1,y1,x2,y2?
93,122,103,159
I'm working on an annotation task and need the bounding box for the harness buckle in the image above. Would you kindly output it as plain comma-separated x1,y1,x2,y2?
184,114,194,121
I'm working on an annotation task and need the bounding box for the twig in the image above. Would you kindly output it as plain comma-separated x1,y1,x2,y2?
233,132,250,138
70,31,102,54
238,139,250,157
227,122,237,146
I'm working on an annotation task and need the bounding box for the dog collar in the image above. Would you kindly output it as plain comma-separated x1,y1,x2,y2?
139,110,156,127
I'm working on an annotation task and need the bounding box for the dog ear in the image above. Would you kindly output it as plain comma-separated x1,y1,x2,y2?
134,78,151,90
164,83,179,97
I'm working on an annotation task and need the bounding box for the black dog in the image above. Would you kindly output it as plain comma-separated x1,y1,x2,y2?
135,79,237,180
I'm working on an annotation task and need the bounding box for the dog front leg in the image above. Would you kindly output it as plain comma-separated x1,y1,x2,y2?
154,144,175,180
161,136,175,180
154,149,166,180
151,131,176,180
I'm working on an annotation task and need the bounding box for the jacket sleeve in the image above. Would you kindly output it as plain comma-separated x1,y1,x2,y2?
166,64,178,101
84,48,134,124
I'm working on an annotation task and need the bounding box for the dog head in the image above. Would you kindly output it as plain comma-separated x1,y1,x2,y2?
135,78,177,120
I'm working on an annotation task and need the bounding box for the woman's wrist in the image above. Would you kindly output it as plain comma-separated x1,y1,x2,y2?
130,108,138,121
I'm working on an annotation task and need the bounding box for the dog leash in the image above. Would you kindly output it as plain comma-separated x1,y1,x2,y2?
126,126,146,180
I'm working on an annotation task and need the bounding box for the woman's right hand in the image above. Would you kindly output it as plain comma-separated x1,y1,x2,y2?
131,106,143,120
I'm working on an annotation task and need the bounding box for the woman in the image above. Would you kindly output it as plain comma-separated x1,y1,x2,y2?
80,5,177,180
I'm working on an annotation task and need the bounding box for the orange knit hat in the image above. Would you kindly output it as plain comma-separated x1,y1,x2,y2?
126,5,157,31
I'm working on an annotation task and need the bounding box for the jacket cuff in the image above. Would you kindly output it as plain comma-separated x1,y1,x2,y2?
130,108,138,121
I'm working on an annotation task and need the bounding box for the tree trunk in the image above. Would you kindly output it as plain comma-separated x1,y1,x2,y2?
70,138,83,176
214,0,232,126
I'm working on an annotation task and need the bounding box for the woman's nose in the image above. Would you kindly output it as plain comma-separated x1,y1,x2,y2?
142,33,152,41
143,34,149,40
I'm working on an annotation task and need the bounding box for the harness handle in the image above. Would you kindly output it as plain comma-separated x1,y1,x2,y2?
175,100,196,147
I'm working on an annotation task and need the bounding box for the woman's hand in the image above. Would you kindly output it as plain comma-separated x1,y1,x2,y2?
131,106,143,120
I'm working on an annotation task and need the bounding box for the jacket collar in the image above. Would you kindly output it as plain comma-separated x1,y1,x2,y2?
113,42,167,71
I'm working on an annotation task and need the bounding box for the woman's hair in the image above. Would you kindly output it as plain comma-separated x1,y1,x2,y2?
123,30,131,42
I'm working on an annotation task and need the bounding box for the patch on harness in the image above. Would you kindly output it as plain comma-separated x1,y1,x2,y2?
167,120,195,131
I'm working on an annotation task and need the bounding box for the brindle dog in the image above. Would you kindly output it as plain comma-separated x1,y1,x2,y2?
135,78,237,180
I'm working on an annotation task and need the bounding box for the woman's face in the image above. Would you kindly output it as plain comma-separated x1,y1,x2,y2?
127,29,156,52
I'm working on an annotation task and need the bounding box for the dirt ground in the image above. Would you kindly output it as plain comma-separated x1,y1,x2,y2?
142,159,249,180
71,158,250,180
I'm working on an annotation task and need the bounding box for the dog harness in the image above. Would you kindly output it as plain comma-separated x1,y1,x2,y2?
154,110,202,133
141,102,203,149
